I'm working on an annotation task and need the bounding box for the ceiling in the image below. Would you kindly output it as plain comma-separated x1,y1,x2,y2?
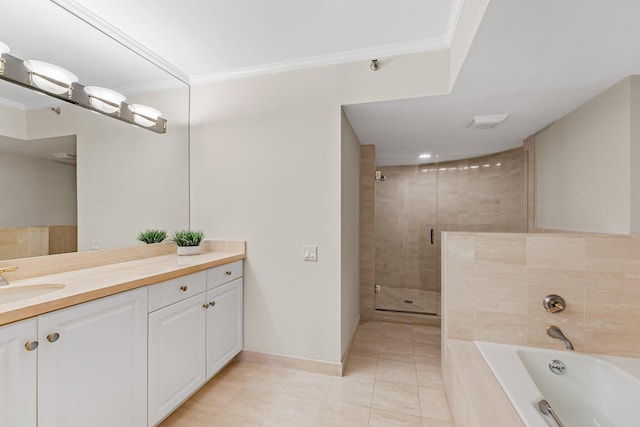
67,0,460,80
345,0,640,165
10,0,640,166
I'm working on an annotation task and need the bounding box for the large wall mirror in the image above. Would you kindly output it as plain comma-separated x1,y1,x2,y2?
0,0,190,261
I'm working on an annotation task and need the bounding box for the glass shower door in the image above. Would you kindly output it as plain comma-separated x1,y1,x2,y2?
374,165,438,315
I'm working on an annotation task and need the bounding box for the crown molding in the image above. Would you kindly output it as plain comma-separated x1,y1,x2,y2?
444,0,466,46
0,96,27,111
50,0,190,85
191,36,449,85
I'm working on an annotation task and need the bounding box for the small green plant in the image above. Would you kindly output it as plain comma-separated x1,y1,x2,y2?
137,229,167,244
171,229,205,247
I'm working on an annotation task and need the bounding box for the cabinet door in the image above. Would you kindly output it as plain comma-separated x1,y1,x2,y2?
206,278,243,379
0,318,37,427
37,287,148,427
148,293,207,426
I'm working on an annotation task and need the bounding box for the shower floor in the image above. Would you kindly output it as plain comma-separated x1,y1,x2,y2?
375,287,439,315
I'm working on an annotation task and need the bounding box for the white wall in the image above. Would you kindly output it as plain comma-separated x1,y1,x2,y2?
190,51,450,363
0,104,26,139
536,77,631,234
340,109,360,357
0,151,76,227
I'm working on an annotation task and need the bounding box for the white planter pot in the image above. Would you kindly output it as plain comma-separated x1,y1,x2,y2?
177,246,201,256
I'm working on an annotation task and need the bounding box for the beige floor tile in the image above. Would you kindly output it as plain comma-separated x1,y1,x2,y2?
421,417,452,427
214,360,261,383
416,363,443,389
208,415,262,427
414,353,440,367
219,387,281,423
262,392,323,427
284,370,333,398
250,365,296,390
411,325,441,335
376,358,418,385
186,376,242,406
369,408,422,427
379,342,416,363
160,406,209,427
343,356,378,378
161,321,452,427
381,322,413,334
326,375,374,407
382,331,414,347
315,400,371,427
351,339,380,358
372,380,421,417
419,386,451,421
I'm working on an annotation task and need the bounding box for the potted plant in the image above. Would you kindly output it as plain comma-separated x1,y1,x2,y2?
171,229,205,256
137,229,167,244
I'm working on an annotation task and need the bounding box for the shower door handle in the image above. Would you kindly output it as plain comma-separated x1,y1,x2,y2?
430,228,435,245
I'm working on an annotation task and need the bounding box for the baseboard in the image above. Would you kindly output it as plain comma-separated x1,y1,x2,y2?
340,315,361,376
235,350,342,377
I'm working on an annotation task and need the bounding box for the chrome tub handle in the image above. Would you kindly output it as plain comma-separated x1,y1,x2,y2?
538,399,564,427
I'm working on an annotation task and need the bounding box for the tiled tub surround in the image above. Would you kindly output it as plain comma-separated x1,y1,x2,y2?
441,232,640,426
0,240,245,326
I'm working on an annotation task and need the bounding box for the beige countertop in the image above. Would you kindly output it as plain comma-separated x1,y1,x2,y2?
0,250,245,326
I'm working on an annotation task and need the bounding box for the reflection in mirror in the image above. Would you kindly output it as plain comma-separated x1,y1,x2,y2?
0,0,190,261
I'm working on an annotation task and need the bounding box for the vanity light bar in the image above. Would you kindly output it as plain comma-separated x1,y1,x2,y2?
0,52,167,134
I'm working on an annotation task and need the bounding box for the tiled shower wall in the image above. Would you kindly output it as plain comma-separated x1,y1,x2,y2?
374,148,527,315
443,232,640,358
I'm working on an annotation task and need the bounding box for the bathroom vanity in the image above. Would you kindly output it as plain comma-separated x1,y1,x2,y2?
0,242,245,427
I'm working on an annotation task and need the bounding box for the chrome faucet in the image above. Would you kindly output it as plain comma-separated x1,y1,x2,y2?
546,325,574,350
0,266,19,287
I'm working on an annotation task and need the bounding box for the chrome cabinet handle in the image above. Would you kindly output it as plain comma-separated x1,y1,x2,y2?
209,301,216,307
180,285,188,292
24,340,39,351
225,271,232,276
47,332,60,343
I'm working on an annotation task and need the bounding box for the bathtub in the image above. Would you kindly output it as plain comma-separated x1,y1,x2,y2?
475,341,640,427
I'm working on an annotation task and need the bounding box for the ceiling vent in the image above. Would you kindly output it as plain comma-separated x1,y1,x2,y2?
466,113,510,130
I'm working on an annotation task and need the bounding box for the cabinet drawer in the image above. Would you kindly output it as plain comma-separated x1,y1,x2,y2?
207,260,243,290
148,271,206,312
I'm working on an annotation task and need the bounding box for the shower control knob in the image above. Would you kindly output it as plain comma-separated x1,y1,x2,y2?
543,295,566,313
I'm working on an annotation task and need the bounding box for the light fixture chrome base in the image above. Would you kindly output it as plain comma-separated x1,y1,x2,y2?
0,53,167,134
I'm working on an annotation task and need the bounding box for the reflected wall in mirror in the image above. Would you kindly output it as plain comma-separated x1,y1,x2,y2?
0,0,190,261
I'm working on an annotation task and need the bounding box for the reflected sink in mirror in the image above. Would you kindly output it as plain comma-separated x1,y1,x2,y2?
0,284,65,305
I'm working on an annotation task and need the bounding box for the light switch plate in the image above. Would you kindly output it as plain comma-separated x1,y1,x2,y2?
303,245,317,262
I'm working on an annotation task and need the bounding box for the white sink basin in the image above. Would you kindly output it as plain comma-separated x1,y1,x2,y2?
0,284,66,305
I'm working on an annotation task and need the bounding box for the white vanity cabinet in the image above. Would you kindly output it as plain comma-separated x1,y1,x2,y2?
148,262,243,426
148,292,208,426
206,278,243,379
37,287,148,427
0,318,37,427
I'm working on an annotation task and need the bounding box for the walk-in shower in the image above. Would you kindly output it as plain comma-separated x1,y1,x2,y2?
374,148,527,315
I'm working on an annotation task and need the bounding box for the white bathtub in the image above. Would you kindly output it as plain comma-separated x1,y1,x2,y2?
475,341,640,427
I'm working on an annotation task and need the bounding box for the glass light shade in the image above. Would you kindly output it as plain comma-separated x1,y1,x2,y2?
128,103,162,127
23,60,78,95
84,86,126,114
0,41,9,55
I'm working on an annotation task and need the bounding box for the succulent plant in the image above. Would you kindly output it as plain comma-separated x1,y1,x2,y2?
170,229,205,247
136,229,167,244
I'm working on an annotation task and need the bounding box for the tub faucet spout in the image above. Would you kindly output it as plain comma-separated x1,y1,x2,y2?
546,325,574,350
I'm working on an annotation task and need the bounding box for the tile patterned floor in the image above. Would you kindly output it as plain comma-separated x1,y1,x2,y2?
160,321,451,427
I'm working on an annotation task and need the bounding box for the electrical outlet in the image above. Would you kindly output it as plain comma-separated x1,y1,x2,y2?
90,240,100,250
303,245,317,262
